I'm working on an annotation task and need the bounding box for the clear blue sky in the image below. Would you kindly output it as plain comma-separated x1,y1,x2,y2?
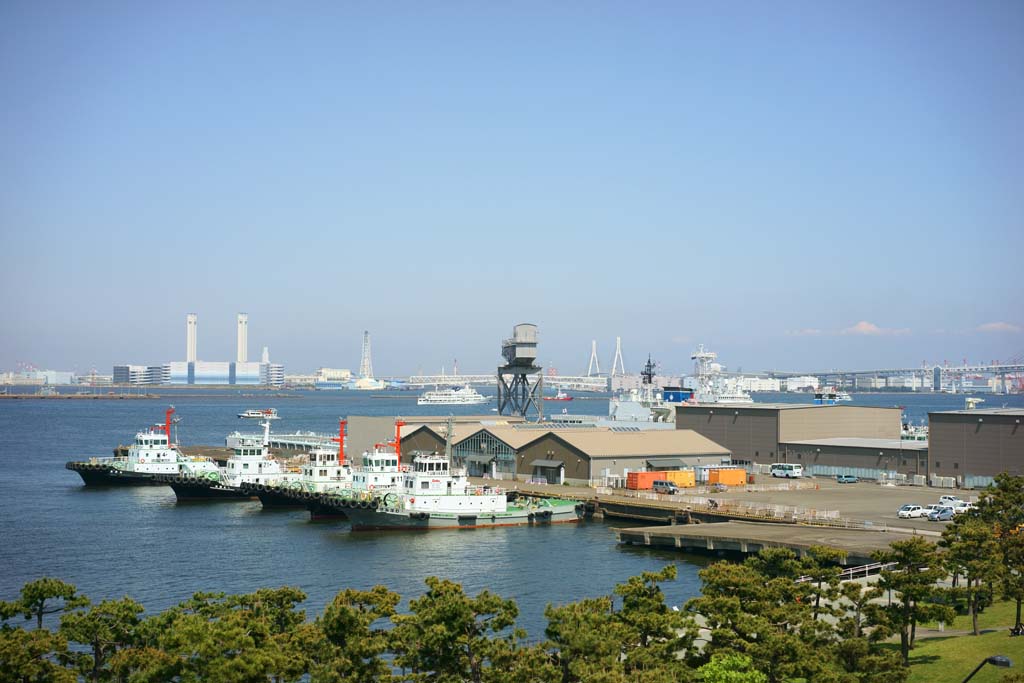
1,1,1021,376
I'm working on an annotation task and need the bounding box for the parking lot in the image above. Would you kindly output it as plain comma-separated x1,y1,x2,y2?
709,476,975,532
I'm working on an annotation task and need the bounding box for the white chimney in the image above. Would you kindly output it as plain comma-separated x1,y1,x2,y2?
237,313,248,363
186,313,197,363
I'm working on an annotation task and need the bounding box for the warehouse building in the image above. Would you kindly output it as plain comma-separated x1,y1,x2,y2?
779,437,929,481
512,429,731,485
676,403,902,470
450,425,731,485
927,408,1024,488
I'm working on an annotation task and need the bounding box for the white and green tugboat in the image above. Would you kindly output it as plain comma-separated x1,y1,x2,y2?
159,419,295,500
331,418,583,530
66,407,219,486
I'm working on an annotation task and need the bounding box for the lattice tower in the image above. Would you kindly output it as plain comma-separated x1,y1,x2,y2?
359,331,373,379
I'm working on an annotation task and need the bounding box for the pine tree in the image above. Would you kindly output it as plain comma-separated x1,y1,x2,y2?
872,536,955,665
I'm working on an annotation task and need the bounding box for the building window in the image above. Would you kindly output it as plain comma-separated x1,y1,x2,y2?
954,462,959,470
797,453,802,459
935,462,940,469
421,481,429,490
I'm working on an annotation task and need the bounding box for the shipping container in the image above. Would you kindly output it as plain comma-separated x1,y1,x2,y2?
709,468,746,486
626,471,667,490
664,469,696,488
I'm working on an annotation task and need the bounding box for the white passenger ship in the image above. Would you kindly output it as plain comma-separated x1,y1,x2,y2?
417,385,489,406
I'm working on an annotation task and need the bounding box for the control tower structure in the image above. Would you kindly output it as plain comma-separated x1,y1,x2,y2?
497,323,543,420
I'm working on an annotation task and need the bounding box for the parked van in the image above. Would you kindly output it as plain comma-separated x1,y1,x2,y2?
652,480,680,495
770,463,803,478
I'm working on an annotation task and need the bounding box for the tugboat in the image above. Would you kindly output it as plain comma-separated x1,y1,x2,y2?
330,418,583,530
66,408,219,486
290,419,409,520
544,389,573,401
241,418,356,513
158,419,295,500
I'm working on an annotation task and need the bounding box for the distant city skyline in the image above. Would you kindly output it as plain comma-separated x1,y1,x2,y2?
1,2,1021,375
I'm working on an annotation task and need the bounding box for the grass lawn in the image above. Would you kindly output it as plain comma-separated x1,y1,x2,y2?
919,598,1023,633
897,629,1024,683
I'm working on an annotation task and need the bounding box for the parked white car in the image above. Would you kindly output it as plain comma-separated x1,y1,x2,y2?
951,502,976,514
939,495,963,506
898,504,925,519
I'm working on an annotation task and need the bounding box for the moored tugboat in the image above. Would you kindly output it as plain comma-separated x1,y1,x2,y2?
157,419,295,501
66,408,218,486
241,419,355,513
325,417,583,530
248,419,410,519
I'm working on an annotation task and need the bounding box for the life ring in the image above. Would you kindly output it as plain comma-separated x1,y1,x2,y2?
410,497,415,504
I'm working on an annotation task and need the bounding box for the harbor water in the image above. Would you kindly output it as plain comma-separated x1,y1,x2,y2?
2,389,1020,636
0,390,704,637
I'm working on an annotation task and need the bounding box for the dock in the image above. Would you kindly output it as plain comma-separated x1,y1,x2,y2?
615,521,910,565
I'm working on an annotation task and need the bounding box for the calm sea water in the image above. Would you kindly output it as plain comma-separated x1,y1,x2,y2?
1,388,1019,635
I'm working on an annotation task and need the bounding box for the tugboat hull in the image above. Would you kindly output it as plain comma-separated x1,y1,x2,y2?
158,475,253,501
65,462,163,486
334,498,584,531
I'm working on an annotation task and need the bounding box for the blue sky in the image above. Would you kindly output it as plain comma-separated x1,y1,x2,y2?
1,1,1021,376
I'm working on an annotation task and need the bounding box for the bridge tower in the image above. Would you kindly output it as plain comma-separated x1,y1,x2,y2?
497,323,543,420
587,340,601,376
610,336,626,376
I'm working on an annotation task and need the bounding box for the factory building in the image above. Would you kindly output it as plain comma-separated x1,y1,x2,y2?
114,313,283,386
927,408,1024,488
676,403,902,471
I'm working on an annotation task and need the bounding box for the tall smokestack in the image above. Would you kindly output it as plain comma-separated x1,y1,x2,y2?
186,313,197,363
237,313,248,363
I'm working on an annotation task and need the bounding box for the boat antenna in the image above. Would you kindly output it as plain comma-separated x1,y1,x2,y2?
261,419,271,448
444,414,454,465
394,418,406,466
164,406,176,443
332,418,347,465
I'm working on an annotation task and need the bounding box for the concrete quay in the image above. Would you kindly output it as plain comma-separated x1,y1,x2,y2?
615,521,912,566
506,477,960,533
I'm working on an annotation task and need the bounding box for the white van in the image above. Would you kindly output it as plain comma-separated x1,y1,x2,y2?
770,463,803,478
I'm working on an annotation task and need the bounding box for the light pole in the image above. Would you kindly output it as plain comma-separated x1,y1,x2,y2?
961,655,1012,682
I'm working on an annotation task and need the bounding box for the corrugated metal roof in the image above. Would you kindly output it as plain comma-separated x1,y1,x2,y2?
679,403,900,411
932,408,1024,416
782,437,928,450
453,424,608,449
550,429,730,458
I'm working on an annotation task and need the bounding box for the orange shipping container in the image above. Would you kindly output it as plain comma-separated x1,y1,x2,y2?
708,468,746,486
664,470,696,488
626,471,667,490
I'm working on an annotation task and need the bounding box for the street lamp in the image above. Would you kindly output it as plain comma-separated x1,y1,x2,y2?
961,655,1012,682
